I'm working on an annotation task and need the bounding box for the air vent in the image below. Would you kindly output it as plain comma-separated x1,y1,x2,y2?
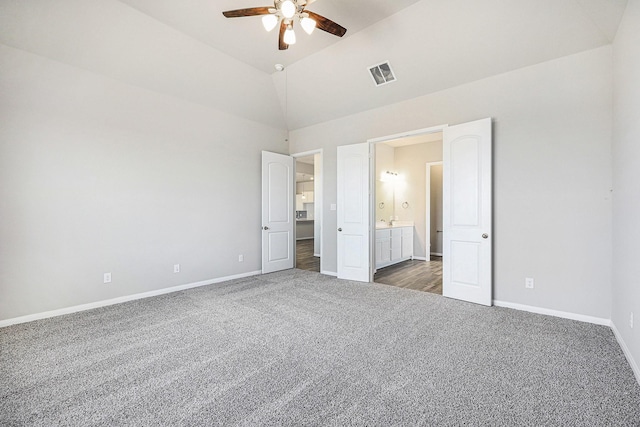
368,61,396,86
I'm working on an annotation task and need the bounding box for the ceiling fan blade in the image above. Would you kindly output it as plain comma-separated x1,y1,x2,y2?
278,21,289,50
305,11,347,37
222,7,271,18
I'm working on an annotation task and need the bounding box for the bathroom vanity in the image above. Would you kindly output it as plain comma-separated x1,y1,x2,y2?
375,224,414,270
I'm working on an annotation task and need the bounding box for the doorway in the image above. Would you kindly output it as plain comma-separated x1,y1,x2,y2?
371,131,444,295
293,150,323,273
334,119,492,305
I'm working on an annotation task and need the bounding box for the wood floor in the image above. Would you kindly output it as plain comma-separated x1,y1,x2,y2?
374,256,443,295
296,240,440,295
296,239,320,272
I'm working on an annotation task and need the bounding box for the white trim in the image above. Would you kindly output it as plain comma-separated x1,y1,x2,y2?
611,321,640,385
412,256,428,261
0,270,261,328
367,125,448,144
430,252,443,257
493,300,611,326
295,237,314,241
291,149,321,159
313,253,320,257
321,270,338,277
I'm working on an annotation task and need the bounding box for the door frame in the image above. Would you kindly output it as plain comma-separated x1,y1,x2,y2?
426,161,444,258
367,124,448,282
291,149,324,273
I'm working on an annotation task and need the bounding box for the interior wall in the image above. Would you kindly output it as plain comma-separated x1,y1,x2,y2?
375,144,395,223
430,164,444,255
0,44,288,321
289,45,613,319
612,0,640,377
312,154,321,256
393,142,443,259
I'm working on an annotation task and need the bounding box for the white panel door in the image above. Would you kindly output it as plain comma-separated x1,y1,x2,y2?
337,143,370,282
443,118,492,306
262,151,294,274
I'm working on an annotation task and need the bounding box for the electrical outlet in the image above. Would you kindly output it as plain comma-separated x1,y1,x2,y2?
525,277,534,289
631,312,634,329
238,254,244,262
173,264,180,273
104,273,112,284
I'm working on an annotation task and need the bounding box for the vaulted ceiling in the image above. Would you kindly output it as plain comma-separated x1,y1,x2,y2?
0,0,629,130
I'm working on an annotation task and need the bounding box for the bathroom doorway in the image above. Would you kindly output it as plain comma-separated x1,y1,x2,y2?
371,131,444,295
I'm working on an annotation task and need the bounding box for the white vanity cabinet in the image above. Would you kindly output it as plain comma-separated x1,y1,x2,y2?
402,227,413,258
391,228,402,260
375,226,413,270
375,229,391,266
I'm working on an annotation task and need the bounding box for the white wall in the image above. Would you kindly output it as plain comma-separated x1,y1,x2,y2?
612,0,640,377
290,46,613,320
0,0,283,129
0,45,287,321
394,142,443,259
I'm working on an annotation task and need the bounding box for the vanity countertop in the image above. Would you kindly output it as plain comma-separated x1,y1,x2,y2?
375,221,414,229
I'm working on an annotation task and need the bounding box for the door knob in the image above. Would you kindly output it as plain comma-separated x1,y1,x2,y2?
263,226,269,230
482,233,488,239
338,228,342,232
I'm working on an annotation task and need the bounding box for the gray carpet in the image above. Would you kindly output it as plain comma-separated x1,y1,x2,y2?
1,269,639,426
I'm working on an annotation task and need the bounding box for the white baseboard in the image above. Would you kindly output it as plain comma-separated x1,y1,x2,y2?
321,270,338,277
296,237,314,241
493,300,611,326
0,270,262,328
313,253,320,257
412,256,428,261
430,252,443,257
611,321,640,386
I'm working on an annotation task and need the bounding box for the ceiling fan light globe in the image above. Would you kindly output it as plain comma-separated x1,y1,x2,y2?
281,0,296,19
300,17,316,35
262,14,278,32
284,27,296,45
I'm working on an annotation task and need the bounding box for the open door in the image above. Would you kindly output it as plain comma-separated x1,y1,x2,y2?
262,151,294,274
337,143,370,282
442,118,492,306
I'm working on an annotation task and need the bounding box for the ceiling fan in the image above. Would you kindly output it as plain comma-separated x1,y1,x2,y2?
222,0,347,50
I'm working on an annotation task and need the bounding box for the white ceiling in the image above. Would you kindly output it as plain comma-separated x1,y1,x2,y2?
117,0,423,74
0,0,629,131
